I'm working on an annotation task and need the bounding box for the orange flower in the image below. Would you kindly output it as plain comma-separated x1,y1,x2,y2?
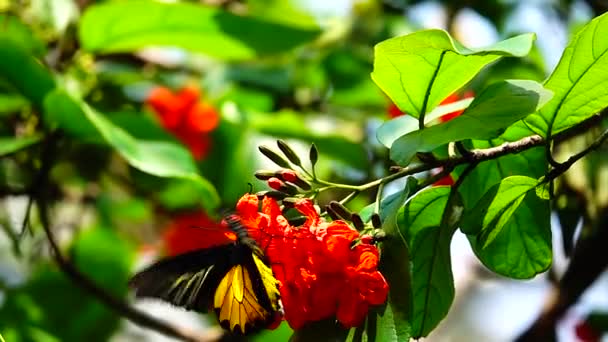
234,194,389,329
162,212,234,256
147,85,219,160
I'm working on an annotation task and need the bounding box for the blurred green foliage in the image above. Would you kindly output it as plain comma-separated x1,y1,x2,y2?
0,0,607,341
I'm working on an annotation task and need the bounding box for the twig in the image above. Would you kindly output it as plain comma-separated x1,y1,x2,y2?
545,128,608,182
19,196,33,238
37,199,221,342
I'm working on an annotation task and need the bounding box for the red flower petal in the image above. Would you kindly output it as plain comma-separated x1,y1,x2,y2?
185,102,219,133
233,194,390,330
162,212,234,256
387,102,404,118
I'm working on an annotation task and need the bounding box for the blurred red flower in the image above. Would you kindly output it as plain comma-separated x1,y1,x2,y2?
235,194,389,329
387,91,474,122
162,212,233,256
431,167,455,186
575,321,601,342
147,85,219,160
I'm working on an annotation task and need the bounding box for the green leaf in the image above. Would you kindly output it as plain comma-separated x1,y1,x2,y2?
460,176,543,248
390,80,552,165
0,38,55,108
458,143,551,279
376,177,418,342
0,15,46,57
377,98,474,148
372,30,535,119
525,12,608,137
254,322,293,342
79,0,321,61
373,304,400,342
0,93,29,113
0,135,42,156
43,91,219,210
398,186,456,338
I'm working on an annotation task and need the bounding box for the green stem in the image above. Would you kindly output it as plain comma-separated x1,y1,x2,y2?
298,165,315,180
339,190,360,205
375,182,385,214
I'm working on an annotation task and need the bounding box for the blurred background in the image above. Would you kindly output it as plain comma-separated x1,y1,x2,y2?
0,0,606,341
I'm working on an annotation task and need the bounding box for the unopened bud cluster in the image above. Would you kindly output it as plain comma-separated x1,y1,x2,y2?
255,140,383,242
255,140,317,198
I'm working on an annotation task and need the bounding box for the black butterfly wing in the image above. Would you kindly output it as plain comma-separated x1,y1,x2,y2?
129,245,236,312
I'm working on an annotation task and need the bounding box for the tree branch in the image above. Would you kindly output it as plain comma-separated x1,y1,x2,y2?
31,133,223,342
515,208,608,341
387,110,608,186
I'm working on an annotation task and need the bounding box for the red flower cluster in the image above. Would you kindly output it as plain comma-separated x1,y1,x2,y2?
162,212,233,256
147,85,219,160
236,194,389,329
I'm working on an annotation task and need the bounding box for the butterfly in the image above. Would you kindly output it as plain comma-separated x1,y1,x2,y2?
129,215,283,334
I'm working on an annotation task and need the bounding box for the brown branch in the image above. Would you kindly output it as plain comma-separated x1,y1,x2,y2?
389,109,608,182
515,208,608,341
31,133,223,342
36,200,222,342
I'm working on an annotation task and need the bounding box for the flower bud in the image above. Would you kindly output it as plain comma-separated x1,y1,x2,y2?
268,177,284,191
279,170,311,190
280,169,298,182
371,213,382,229
277,140,301,166
325,205,341,221
255,170,277,180
329,201,352,221
258,145,291,168
351,213,365,230
309,143,318,168
280,183,298,195
255,190,288,200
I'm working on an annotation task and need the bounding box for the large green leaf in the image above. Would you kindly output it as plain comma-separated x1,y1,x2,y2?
525,12,608,137
390,80,551,165
372,30,535,119
458,139,551,279
376,98,474,148
398,186,456,338
79,0,320,60
43,91,219,210
461,176,544,248
0,38,55,108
